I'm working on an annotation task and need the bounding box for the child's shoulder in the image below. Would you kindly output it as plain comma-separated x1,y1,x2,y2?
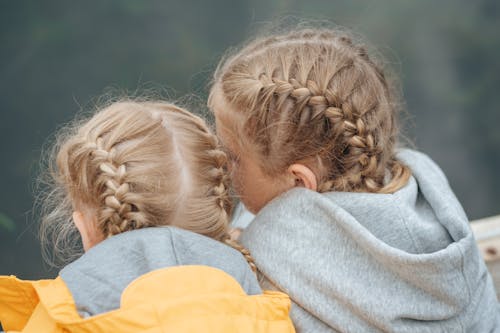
60,227,261,316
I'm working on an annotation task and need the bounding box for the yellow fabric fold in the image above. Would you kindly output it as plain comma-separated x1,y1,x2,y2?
0,266,295,333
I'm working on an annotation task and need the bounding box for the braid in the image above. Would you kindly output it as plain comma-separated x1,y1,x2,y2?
224,237,257,273
250,71,388,192
202,124,258,273
207,148,232,215
211,28,411,194
88,137,148,237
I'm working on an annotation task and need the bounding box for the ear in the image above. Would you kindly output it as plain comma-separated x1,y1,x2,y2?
73,211,103,252
287,164,318,191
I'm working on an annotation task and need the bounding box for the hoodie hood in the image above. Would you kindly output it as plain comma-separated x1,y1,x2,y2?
240,149,499,332
60,226,261,317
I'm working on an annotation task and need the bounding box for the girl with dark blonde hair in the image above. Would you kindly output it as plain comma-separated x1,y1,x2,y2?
0,100,295,332
209,28,499,332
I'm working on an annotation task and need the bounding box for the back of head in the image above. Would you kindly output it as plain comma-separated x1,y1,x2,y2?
40,100,234,266
209,28,410,193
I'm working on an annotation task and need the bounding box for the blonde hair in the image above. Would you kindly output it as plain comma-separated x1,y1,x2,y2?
39,100,255,271
209,28,411,193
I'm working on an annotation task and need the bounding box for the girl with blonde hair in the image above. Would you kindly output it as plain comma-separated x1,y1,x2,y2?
209,28,499,332
0,100,295,332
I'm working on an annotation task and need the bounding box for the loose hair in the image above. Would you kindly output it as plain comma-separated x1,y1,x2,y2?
39,100,255,271
209,28,411,193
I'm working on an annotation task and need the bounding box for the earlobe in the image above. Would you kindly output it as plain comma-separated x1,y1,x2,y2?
288,164,318,191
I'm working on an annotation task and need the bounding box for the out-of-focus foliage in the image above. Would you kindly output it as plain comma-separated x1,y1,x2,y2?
0,0,499,279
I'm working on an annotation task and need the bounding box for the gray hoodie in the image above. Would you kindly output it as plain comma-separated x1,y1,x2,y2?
240,149,500,333
60,227,261,317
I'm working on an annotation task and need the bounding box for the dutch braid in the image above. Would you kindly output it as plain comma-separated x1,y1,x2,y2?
252,70,388,192
211,28,410,194
90,137,146,236
193,121,258,272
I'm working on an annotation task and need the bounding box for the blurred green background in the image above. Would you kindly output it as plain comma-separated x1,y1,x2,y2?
1,0,499,279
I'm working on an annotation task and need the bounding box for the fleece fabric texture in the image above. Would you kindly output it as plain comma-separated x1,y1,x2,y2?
240,149,500,333
60,226,261,317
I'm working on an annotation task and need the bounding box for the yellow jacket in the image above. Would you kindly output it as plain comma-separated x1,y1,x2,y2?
0,265,295,333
